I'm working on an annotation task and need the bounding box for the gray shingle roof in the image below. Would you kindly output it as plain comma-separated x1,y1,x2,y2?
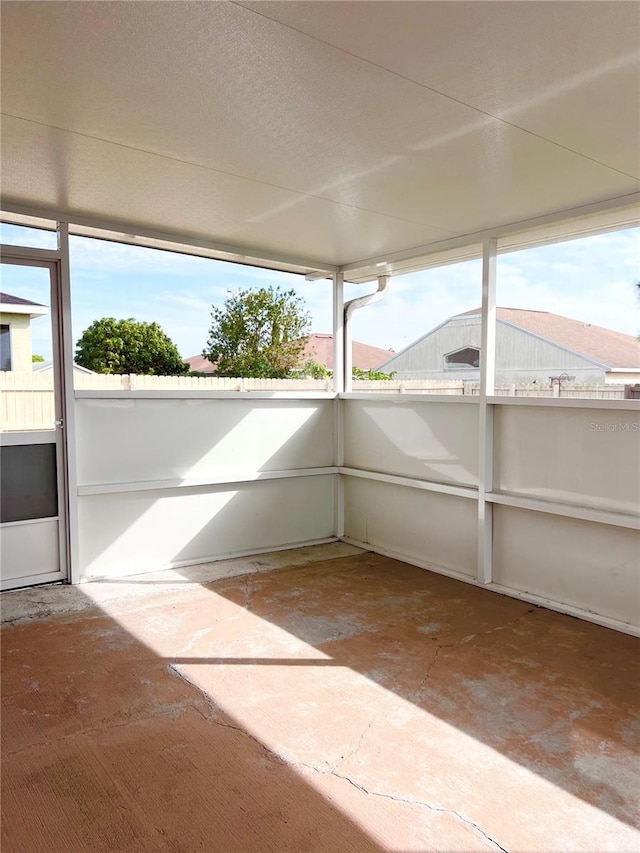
0,291,46,308
455,308,640,369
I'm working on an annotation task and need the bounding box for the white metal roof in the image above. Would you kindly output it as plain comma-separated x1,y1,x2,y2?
1,1,639,274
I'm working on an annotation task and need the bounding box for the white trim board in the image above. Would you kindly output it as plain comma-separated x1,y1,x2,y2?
78,467,339,496
339,393,478,404
339,467,639,530
339,466,477,499
487,491,640,531
1,203,338,276
74,390,337,401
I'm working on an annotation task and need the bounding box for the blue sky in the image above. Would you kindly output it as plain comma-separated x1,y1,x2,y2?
1,223,638,362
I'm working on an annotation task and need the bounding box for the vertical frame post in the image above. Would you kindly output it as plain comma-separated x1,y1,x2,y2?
57,222,80,584
477,238,497,583
332,272,345,537
333,394,345,538
332,271,344,394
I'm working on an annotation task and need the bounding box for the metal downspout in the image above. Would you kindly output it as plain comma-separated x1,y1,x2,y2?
343,275,391,391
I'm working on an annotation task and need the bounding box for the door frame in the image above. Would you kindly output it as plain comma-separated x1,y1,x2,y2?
1,241,74,587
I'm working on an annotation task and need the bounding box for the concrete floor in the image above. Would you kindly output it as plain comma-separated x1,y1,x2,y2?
2,544,639,853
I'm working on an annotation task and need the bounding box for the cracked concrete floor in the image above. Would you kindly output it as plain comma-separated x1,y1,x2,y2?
2,545,639,852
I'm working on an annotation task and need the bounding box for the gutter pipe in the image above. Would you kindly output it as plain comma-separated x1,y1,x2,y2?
343,274,391,392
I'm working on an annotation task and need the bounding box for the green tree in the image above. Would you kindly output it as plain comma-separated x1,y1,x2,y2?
205,286,310,378
290,359,332,379
75,317,188,375
352,366,396,380
31,354,45,363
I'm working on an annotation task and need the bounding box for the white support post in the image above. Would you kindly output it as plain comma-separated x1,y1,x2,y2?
332,271,344,394
333,395,345,538
477,238,497,584
332,271,345,537
57,222,80,584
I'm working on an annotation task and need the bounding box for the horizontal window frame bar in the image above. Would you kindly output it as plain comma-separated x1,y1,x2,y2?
339,466,478,499
77,467,339,496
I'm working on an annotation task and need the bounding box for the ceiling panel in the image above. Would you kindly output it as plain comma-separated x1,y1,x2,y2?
1,0,507,212
243,1,640,178
1,116,452,265
1,0,638,268
319,121,637,235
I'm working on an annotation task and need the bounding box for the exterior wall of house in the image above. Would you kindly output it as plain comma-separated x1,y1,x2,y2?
0,312,32,371
606,370,640,384
73,396,337,578
381,317,606,384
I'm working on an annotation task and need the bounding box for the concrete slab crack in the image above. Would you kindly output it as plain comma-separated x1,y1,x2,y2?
243,576,253,610
411,607,539,698
331,721,372,773
303,763,509,853
447,606,539,651
408,641,455,700
477,607,538,643
164,664,509,852
205,716,282,757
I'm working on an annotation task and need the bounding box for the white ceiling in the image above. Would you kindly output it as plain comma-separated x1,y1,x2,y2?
1,1,639,270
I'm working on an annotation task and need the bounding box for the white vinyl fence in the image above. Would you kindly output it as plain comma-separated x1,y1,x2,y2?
1,371,57,430
1,371,633,430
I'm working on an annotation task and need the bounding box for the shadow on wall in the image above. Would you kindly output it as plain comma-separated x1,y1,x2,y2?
78,396,481,578
77,398,336,578
343,400,480,487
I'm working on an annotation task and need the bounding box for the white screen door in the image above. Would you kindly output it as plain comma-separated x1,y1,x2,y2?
0,256,67,589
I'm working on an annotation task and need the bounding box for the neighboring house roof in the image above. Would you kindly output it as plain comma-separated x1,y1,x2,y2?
185,354,216,373
186,334,394,374
301,333,394,370
454,308,640,369
0,291,48,317
0,292,43,306
32,361,96,375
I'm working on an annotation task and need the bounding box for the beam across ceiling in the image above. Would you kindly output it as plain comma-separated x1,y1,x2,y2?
3,192,638,285
341,193,640,283
0,204,338,278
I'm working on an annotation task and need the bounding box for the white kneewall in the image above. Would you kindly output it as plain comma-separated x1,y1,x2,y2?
71,391,639,633
493,505,639,628
341,395,640,633
74,395,337,579
342,397,479,486
78,477,335,579
344,477,477,578
494,405,639,514
342,396,479,578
